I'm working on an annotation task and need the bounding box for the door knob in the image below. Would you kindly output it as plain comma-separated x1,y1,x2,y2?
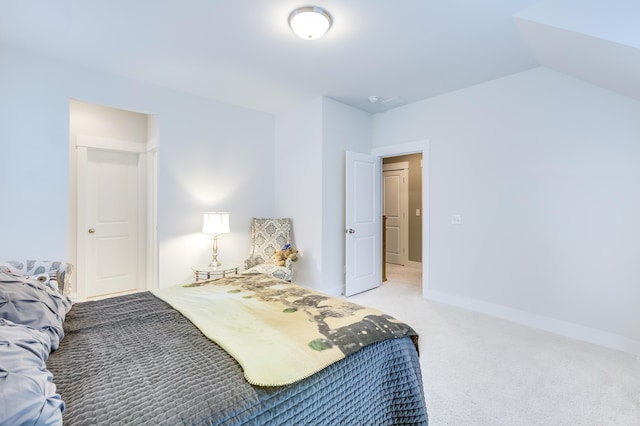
88,228,96,234
346,228,355,234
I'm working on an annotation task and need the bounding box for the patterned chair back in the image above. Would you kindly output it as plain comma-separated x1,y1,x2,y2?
248,218,294,266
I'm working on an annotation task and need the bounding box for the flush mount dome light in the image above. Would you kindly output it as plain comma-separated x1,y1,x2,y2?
288,6,332,40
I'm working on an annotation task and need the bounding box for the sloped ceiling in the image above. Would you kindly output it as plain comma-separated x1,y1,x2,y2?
514,0,640,102
0,1,636,113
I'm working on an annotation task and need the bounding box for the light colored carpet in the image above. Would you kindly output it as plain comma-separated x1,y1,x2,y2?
348,263,640,426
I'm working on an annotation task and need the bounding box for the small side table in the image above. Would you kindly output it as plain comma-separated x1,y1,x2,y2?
192,264,239,281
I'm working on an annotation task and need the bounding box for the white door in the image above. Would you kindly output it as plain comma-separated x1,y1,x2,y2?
77,147,141,298
383,166,408,265
345,151,381,296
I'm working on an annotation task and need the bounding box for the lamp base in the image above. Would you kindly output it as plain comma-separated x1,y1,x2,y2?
209,234,222,269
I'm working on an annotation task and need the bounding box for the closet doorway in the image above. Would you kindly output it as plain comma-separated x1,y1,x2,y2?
69,99,158,299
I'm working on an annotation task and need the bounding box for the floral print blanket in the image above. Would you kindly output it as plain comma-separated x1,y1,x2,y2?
151,273,418,386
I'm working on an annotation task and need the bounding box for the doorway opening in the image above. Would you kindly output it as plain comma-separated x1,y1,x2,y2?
382,154,422,287
69,99,158,299
372,140,429,298
383,155,423,268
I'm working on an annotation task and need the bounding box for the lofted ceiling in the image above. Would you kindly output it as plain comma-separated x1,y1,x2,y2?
515,0,640,103
0,0,636,114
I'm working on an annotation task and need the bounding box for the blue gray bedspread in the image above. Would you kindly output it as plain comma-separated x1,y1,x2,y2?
46,291,428,425
0,272,72,425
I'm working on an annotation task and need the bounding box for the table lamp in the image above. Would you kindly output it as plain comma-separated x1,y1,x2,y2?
202,212,230,268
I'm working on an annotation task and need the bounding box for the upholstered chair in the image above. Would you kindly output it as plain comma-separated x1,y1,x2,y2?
243,218,295,281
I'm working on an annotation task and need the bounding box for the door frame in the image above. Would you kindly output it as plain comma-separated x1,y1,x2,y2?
73,134,157,298
372,139,430,298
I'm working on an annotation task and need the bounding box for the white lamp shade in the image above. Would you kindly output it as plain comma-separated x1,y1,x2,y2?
289,7,331,40
202,212,230,235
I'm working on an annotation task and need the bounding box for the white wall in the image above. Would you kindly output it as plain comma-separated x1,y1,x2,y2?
0,47,72,260
274,97,372,294
321,98,372,295
0,45,275,287
274,98,323,288
373,67,640,353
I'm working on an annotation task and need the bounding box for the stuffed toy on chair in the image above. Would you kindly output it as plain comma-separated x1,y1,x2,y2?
274,244,298,266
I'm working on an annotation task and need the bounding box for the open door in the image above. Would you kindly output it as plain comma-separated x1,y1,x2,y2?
345,151,382,296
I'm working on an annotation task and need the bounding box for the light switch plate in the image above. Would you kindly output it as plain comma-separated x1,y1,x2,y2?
451,214,462,225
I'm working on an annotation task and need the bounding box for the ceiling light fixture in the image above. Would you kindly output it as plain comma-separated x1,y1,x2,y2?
288,6,332,40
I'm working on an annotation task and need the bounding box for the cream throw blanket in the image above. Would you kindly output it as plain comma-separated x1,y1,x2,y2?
151,273,417,386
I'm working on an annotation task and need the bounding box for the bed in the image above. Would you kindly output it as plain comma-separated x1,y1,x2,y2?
0,270,428,425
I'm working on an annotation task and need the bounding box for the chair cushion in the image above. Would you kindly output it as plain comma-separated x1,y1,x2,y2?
243,264,292,281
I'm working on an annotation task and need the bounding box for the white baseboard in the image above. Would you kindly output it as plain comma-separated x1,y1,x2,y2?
427,289,640,357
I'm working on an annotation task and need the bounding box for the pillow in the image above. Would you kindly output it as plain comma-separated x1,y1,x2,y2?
0,319,64,425
0,272,72,350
